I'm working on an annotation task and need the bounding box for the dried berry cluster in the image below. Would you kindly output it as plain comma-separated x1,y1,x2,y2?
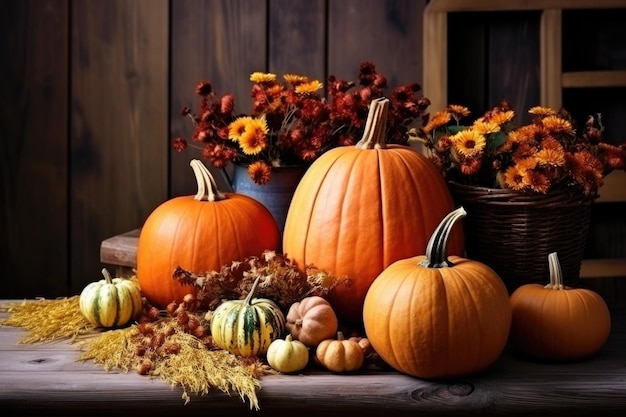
134,294,213,375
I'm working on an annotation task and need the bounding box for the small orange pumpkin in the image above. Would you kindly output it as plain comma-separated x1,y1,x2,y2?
283,98,464,325
510,252,611,361
137,160,280,308
363,206,511,379
315,331,364,373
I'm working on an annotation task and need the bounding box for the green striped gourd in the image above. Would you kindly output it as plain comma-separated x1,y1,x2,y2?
79,268,143,328
210,277,285,356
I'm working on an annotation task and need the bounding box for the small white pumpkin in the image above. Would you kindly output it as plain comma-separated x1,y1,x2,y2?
266,334,310,373
79,268,143,328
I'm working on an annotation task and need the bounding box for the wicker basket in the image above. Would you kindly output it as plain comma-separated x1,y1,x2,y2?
448,182,594,292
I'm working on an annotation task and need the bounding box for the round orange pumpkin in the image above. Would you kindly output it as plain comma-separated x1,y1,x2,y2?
137,160,280,308
509,252,611,361
363,206,511,379
283,98,464,325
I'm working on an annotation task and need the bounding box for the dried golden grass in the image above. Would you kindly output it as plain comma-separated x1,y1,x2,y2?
0,297,94,343
78,321,266,409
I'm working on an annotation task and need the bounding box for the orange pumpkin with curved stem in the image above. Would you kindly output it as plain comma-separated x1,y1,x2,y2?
363,207,511,379
283,98,464,325
510,252,611,361
137,160,280,309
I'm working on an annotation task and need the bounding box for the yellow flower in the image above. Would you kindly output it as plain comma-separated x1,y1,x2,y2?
238,117,269,155
228,116,253,141
447,104,471,118
541,115,573,134
472,120,501,135
250,72,277,83
488,110,515,126
423,110,452,133
284,74,309,84
528,106,556,117
295,80,324,94
451,129,486,157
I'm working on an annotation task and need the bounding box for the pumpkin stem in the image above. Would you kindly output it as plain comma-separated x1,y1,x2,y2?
355,97,389,149
244,277,261,305
420,206,466,268
101,268,113,284
545,252,565,290
190,159,226,202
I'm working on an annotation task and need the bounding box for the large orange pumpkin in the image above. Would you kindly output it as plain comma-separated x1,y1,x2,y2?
509,252,611,361
282,98,464,324
137,160,280,308
363,207,511,379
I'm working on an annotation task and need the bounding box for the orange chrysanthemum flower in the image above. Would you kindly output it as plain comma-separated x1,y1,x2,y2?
247,160,273,185
452,130,486,157
284,74,309,85
526,169,552,194
528,106,556,117
447,104,471,121
536,139,565,167
487,110,515,126
459,157,482,176
423,110,452,133
541,115,573,134
501,164,530,191
472,120,501,135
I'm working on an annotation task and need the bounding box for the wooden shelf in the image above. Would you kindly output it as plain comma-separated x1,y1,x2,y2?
562,71,626,89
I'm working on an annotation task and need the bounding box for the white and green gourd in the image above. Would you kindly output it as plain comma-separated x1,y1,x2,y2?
79,268,143,328
210,277,286,356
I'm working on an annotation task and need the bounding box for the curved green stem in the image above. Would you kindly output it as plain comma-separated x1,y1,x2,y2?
101,268,113,284
244,277,261,305
420,206,466,268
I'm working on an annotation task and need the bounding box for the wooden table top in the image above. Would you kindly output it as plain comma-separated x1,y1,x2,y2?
1,302,625,417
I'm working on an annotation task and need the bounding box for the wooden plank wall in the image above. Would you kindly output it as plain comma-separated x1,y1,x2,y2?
0,0,427,298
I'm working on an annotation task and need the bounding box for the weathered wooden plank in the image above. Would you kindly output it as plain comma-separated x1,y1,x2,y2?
99,229,140,268
268,0,326,82
169,0,268,197
0,0,69,299
328,0,427,92
70,0,169,295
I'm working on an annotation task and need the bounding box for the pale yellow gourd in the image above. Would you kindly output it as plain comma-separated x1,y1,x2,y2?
266,334,310,373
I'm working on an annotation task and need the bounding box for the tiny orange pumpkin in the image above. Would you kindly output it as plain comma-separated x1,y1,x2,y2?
315,331,364,373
